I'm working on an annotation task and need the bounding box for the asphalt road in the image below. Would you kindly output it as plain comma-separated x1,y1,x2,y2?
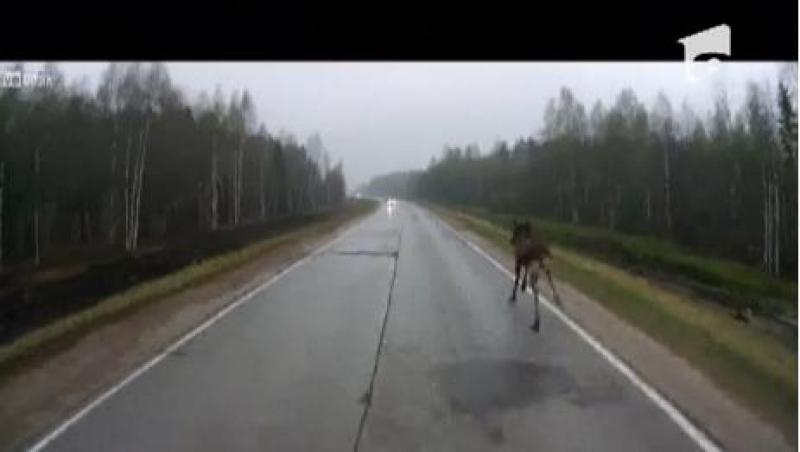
32,201,704,452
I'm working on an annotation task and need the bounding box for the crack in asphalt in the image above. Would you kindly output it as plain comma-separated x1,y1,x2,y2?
352,232,402,452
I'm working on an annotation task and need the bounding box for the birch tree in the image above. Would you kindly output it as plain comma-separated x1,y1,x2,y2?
0,161,4,271
0,62,349,272
652,93,676,233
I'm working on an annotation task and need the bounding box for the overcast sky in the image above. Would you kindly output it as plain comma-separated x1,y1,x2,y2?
47,62,785,190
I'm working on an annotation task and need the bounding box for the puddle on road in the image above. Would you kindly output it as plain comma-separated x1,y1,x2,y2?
434,359,575,417
433,358,624,442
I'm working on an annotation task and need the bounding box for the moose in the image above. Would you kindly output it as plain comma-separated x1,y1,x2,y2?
509,219,562,332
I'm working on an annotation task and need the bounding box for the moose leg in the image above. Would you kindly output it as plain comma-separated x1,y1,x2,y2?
543,263,562,306
510,261,520,302
520,264,528,292
530,266,541,332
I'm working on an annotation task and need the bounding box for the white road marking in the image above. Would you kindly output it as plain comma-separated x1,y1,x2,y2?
430,208,723,452
26,214,373,452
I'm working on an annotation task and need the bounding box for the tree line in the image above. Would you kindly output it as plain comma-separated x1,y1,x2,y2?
0,63,347,271
362,67,798,278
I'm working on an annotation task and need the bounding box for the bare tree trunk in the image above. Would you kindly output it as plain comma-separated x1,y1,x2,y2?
308,177,314,212
126,139,134,251
33,144,41,266
106,120,119,245
123,118,150,252
570,157,579,224
582,184,591,222
126,133,136,251
232,149,239,225
730,160,740,223
236,145,243,223
304,176,313,213
83,208,93,244
71,213,81,244
600,197,606,228
33,206,40,265
106,189,116,244
41,203,52,253
609,185,621,231
784,159,797,275
197,182,204,230
123,134,132,250
767,159,781,276
298,181,304,214
15,215,25,257
762,164,772,272
229,142,243,226
773,179,780,275
645,190,652,226
663,142,673,233
611,197,617,232
270,191,278,218
132,119,150,250
763,173,769,271
0,161,4,272
258,153,266,220
210,142,219,231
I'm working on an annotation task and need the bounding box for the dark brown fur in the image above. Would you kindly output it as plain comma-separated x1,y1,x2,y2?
509,220,562,332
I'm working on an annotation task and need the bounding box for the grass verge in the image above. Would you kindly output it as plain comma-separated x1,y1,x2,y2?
431,204,797,440
0,199,378,379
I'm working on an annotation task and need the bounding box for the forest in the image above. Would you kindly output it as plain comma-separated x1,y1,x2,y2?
0,63,347,273
362,67,798,278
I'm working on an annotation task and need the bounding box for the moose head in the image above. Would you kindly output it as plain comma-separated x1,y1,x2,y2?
510,219,532,245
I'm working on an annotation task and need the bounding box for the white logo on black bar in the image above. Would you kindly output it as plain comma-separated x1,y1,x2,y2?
0,69,54,89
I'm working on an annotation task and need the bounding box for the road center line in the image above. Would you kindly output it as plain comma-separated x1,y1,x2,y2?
352,227,402,452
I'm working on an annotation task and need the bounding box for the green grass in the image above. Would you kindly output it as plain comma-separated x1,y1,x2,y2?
433,205,797,440
449,205,796,320
0,199,378,378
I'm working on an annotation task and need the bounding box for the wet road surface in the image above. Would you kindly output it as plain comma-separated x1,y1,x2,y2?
32,201,703,451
